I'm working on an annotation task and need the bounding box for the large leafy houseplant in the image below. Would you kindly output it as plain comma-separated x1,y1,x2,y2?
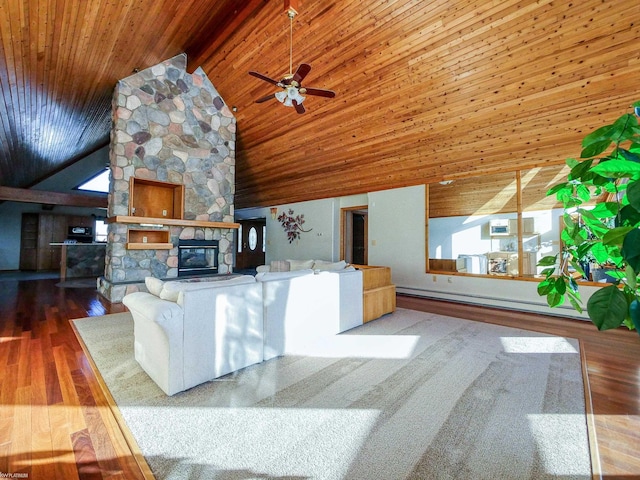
537,101,640,334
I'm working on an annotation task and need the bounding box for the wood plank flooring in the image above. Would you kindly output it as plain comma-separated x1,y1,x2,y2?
0,276,638,479
0,276,147,479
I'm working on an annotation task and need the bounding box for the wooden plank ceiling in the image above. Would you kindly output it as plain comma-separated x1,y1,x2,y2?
0,0,265,189
1,0,639,210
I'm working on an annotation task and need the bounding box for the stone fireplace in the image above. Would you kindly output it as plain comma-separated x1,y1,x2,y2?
98,54,238,302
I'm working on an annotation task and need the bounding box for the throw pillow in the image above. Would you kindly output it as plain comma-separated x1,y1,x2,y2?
313,260,347,271
287,259,314,271
145,277,164,297
160,275,256,302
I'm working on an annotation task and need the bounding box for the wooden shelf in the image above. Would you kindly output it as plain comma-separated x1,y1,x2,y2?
126,228,173,250
126,242,174,250
109,216,240,229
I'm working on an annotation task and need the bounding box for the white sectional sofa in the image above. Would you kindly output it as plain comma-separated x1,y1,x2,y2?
122,259,365,396
256,267,363,361
122,275,264,396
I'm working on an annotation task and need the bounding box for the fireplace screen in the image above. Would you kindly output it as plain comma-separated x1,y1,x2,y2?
178,240,219,276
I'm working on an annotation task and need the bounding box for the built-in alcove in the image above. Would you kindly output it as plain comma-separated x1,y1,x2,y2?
126,229,172,250
130,178,184,220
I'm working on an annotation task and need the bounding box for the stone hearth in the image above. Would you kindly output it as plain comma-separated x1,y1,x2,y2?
98,54,237,302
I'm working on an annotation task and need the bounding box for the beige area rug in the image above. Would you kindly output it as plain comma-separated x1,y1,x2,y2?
72,308,592,480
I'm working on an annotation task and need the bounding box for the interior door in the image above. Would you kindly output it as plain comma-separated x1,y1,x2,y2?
236,219,266,270
341,207,368,265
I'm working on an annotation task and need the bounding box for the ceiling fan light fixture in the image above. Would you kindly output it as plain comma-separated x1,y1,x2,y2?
289,87,305,104
248,0,335,114
275,90,288,103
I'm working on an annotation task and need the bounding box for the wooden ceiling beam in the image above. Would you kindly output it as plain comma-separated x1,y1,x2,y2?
0,186,107,208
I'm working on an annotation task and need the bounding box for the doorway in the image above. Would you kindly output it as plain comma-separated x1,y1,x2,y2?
341,207,368,265
235,219,266,271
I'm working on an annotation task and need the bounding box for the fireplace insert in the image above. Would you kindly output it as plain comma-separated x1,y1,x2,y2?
177,240,219,277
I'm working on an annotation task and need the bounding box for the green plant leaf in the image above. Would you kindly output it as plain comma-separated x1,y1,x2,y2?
580,212,611,236
569,260,586,278
625,264,637,290
569,158,594,179
568,295,583,314
614,113,640,142
619,205,640,227
566,157,580,168
546,183,570,197
537,255,558,267
619,148,640,163
576,184,591,201
587,285,628,330
630,299,640,332
555,277,567,294
589,202,619,218
581,125,613,148
589,242,611,263
591,159,640,177
547,291,564,307
602,227,635,246
537,278,556,295
540,267,556,277
621,228,640,271
581,140,612,158
627,180,640,211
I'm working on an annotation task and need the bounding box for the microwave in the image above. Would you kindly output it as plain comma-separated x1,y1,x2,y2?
69,226,92,236
489,220,510,236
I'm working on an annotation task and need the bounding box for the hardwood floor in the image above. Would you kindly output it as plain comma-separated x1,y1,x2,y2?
0,276,148,479
1,277,638,479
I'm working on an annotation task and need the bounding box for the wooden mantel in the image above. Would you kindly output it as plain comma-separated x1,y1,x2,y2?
109,215,240,229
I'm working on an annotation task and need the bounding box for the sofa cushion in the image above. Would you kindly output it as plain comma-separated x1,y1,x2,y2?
159,275,256,302
145,276,165,297
287,259,314,271
270,260,290,272
313,260,347,271
255,269,315,282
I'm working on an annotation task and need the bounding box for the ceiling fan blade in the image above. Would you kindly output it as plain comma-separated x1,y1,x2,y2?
255,93,277,103
249,71,280,86
292,63,312,84
303,87,336,98
293,100,306,114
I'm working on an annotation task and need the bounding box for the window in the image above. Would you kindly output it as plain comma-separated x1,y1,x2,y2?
76,168,110,193
427,165,569,279
94,219,108,242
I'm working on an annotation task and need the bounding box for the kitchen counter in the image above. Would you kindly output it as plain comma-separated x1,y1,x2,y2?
50,243,106,280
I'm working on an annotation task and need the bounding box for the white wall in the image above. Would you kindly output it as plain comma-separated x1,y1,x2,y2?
237,184,598,321
368,186,426,287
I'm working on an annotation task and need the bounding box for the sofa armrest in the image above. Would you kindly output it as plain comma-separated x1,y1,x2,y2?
122,291,185,395
122,292,184,336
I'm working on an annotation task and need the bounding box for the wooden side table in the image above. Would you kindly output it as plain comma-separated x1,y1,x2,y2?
353,265,396,323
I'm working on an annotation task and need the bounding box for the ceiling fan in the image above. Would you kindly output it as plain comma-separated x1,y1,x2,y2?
249,1,336,114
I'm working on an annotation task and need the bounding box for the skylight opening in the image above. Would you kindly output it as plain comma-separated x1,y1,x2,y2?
76,167,110,193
